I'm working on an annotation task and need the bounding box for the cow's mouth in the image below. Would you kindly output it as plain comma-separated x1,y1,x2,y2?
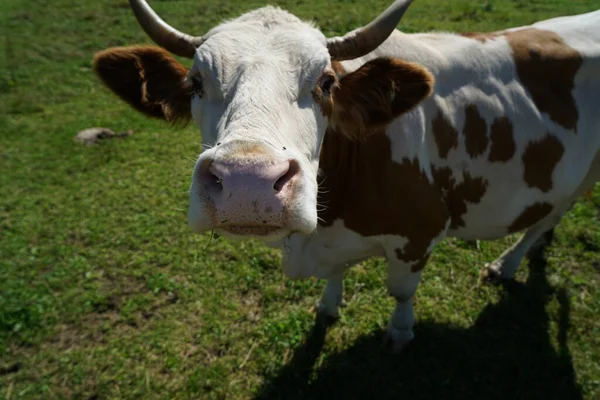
218,224,286,237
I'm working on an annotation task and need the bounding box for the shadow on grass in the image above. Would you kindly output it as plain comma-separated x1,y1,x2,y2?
256,238,581,400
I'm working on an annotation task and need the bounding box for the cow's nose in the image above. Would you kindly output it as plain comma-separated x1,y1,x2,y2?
197,158,299,193
194,156,301,235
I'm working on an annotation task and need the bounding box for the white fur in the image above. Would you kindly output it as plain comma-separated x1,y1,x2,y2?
187,7,330,236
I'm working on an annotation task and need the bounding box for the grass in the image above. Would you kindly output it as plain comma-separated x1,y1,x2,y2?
1,0,599,398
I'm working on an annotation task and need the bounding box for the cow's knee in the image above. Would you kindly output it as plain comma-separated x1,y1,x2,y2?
317,272,344,320
526,227,555,259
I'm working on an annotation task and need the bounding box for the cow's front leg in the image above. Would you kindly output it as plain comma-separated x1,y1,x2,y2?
384,257,425,352
317,272,344,319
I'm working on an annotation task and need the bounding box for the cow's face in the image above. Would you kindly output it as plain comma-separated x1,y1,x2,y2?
93,0,432,242
186,16,332,240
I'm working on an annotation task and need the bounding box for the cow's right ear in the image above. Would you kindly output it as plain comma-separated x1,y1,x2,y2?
329,57,434,139
93,46,191,125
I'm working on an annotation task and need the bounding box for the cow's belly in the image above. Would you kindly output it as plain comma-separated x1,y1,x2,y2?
447,197,533,241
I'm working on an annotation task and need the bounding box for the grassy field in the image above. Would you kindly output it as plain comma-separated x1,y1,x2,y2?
2,0,600,398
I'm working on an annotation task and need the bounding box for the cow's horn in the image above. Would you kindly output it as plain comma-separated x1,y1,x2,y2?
129,0,203,58
327,0,415,61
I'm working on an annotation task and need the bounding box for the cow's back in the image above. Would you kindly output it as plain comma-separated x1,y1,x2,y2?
338,10,600,241
540,10,600,147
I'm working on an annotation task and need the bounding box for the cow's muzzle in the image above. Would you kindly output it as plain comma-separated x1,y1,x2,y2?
188,142,303,239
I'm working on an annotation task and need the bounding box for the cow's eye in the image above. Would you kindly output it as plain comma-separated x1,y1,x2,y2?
191,75,203,97
319,75,335,93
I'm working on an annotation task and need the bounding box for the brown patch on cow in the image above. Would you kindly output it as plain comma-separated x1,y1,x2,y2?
522,134,564,192
431,166,488,230
488,117,516,162
432,109,458,159
505,28,583,132
508,202,554,233
463,104,489,158
93,46,191,124
331,61,347,78
317,57,434,140
318,129,448,265
460,31,505,43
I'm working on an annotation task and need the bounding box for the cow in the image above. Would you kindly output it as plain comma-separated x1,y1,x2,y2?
93,0,600,351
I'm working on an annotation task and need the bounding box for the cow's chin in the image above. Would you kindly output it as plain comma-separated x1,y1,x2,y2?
215,213,317,242
215,226,291,242
189,208,318,243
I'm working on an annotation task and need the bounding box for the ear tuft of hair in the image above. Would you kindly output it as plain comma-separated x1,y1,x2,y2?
93,46,192,125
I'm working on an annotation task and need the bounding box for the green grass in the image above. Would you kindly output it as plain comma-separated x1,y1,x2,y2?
1,0,600,398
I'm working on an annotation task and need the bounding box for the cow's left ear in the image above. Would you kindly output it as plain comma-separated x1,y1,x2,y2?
93,46,192,125
330,57,434,139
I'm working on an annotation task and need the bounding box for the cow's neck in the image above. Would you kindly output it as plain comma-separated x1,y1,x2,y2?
316,122,449,248
316,35,449,234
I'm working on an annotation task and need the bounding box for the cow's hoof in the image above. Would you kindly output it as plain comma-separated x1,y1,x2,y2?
382,333,413,353
481,261,517,285
383,327,414,353
481,262,506,285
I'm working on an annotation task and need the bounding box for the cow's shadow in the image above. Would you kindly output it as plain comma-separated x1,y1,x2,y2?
255,243,581,400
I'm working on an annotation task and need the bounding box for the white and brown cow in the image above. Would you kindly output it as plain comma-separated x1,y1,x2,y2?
93,0,600,350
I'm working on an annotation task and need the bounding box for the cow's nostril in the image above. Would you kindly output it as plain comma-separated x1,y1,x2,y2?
274,160,300,192
210,171,223,186
197,161,224,191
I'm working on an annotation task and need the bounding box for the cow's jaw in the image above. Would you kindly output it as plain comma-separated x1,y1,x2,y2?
186,10,330,240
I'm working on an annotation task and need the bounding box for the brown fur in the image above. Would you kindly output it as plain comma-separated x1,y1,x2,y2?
488,117,516,162
522,134,565,193
93,46,192,125
463,104,489,158
318,57,435,140
506,28,583,132
431,166,489,230
318,129,449,267
432,109,459,159
331,61,347,78
508,202,554,233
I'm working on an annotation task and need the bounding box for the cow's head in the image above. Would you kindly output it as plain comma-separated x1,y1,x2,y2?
93,0,433,242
